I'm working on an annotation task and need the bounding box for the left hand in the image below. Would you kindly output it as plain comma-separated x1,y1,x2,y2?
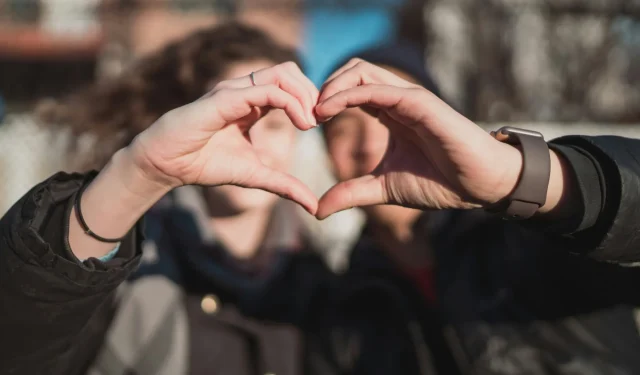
130,62,320,214
314,59,529,219
68,62,320,260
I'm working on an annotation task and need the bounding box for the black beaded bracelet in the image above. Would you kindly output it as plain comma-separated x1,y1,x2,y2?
74,181,127,243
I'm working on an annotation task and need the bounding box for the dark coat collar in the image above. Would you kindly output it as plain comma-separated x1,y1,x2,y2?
135,186,307,301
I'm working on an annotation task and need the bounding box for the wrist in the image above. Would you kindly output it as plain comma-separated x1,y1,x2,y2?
537,149,579,218
115,146,176,200
68,148,172,260
490,142,524,206
128,136,183,190
490,142,575,218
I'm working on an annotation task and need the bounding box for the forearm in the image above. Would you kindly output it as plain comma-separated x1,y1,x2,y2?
69,146,172,260
536,149,581,219
494,142,582,221
497,141,599,234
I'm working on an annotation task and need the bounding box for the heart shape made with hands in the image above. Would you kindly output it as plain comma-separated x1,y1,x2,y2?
134,60,521,220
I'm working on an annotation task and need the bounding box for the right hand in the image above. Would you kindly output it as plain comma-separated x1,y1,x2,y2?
129,62,319,214
315,59,525,218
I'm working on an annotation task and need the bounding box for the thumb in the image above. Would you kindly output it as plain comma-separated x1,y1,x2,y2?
242,166,318,215
316,174,387,220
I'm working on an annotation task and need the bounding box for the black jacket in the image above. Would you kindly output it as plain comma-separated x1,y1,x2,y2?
2,135,640,375
427,136,640,374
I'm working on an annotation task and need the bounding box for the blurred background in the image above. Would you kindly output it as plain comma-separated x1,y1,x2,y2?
2,0,640,120
1,0,640,267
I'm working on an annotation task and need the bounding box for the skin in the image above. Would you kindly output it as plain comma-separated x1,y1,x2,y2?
68,61,577,262
201,60,300,258
69,62,319,260
323,66,431,269
314,59,575,221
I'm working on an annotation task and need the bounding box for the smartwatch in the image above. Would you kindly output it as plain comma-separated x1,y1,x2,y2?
489,126,551,220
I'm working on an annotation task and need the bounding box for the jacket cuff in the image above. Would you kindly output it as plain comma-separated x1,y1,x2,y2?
546,136,628,262
529,143,604,234
5,172,142,292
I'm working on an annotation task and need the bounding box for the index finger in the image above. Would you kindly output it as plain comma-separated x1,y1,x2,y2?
215,62,318,126
316,84,410,121
212,84,314,131
319,60,418,103
322,58,362,86
317,84,486,143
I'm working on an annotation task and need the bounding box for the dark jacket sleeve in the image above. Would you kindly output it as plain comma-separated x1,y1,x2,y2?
539,136,640,264
0,172,142,375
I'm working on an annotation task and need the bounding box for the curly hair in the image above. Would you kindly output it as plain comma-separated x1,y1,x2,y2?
37,22,299,170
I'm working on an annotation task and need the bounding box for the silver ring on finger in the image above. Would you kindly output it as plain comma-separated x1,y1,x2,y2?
249,72,257,86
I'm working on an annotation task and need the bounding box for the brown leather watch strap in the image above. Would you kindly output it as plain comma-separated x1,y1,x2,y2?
490,127,551,219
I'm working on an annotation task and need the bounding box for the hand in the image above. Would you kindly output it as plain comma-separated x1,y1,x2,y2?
315,59,526,219
130,62,320,214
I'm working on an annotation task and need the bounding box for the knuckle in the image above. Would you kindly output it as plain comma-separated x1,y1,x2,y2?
411,87,433,102
354,60,371,69
158,108,179,124
277,61,297,73
209,88,230,100
282,61,298,69
198,90,215,100
212,80,230,90
279,186,293,200
361,72,375,85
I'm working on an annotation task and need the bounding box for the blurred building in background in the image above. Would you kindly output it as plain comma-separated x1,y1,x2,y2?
2,0,639,119
0,0,305,111
0,0,103,113
423,0,640,123
0,0,406,109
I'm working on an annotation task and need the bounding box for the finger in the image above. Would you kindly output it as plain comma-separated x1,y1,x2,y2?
253,63,318,125
316,174,386,220
284,65,320,124
258,66,313,125
316,84,407,122
322,58,362,86
216,84,313,131
211,63,315,126
380,110,421,141
241,166,319,215
318,59,361,104
319,60,417,103
281,70,318,126
318,84,487,150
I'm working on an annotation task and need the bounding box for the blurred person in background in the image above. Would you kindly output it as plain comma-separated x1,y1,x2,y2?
30,22,330,375
322,42,443,301
0,22,453,375
321,43,640,374
316,42,463,374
